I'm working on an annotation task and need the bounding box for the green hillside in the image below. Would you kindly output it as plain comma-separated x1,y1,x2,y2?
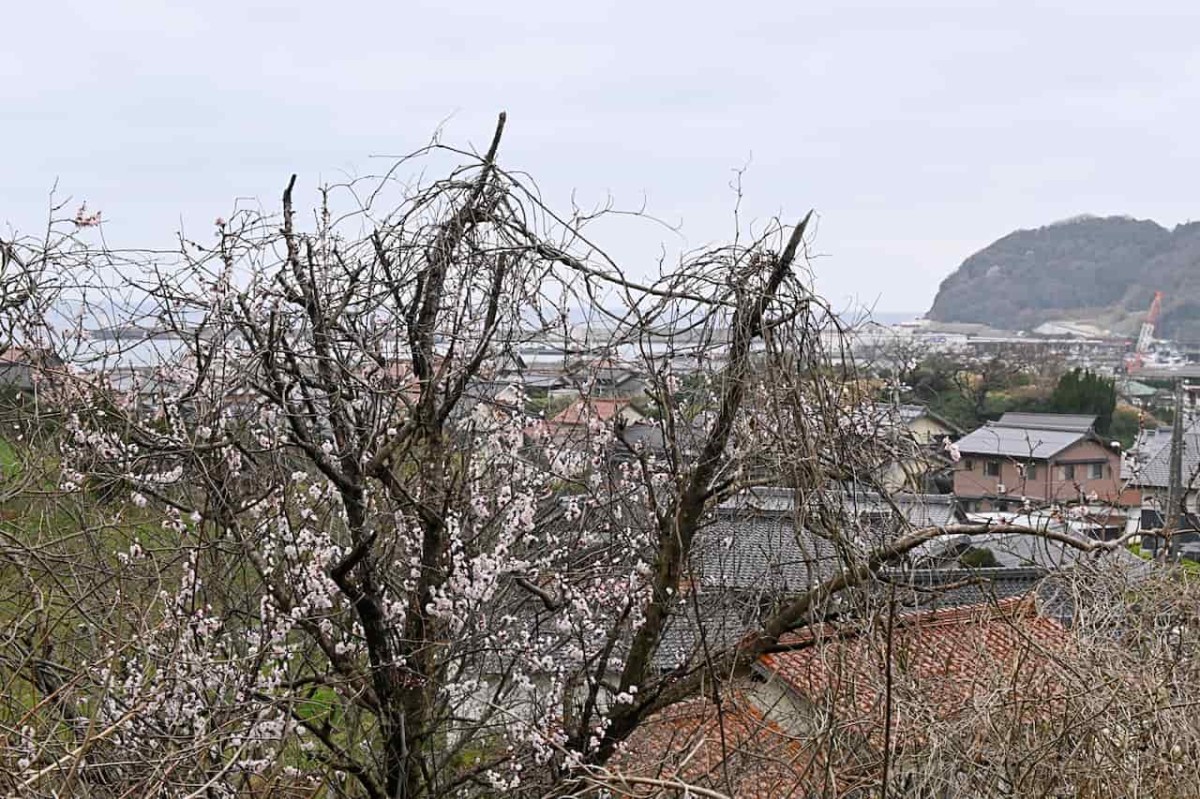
927,215,1200,339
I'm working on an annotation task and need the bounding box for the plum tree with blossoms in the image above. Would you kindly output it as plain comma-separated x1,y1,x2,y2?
0,115,1160,799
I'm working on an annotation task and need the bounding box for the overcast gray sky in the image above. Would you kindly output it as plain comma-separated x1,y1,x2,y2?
4,1,1199,315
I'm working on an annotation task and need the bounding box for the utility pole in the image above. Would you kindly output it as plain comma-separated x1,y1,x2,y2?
1162,377,1185,561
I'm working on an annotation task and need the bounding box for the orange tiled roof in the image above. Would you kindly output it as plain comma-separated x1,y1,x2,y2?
549,397,632,426
760,597,1067,749
610,692,820,797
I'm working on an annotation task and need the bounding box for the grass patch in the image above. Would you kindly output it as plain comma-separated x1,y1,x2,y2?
1128,544,1200,576
0,437,19,478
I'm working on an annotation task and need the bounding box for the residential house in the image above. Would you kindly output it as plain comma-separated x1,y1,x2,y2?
518,370,567,399
547,396,646,428
895,518,1151,625
655,488,959,672
876,564,1056,615
528,395,652,456
612,692,821,797
470,484,1091,788
878,404,961,492
0,346,64,391
752,597,1067,793
952,412,1130,512
617,598,1069,798
1117,377,1161,408
448,379,525,430
897,404,960,446
562,356,645,399
1125,419,1200,560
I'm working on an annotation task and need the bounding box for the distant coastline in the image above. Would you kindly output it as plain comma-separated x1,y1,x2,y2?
850,310,925,326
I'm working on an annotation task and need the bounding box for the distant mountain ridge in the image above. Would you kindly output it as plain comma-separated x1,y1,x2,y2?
926,215,1200,339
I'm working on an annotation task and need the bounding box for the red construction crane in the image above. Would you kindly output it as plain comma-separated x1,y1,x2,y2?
1127,291,1164,371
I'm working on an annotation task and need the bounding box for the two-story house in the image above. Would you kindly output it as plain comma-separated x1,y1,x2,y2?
877,404,962,492
953,412,1126,513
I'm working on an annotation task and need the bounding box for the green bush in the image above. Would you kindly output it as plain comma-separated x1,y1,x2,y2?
960,547,1000,568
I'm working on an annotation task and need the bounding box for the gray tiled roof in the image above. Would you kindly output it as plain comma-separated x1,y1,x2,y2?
856,491,957,528
694,510,842,593
955,423,1084,459
507,499,1127,677
655,596,752,671
723,487,957,529
614,422,666,452
654,495,960,671
910,531,1149,572
656,506,859,671
657,566,1051,672
996,412,1097,432
878,566,1046,610
878,567,1086,624
1126,419,1200,488
521,372,567,389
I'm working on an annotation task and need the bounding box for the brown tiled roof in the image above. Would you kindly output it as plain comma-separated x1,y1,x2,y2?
760,597,1066,748
550,397,633,426
610,692,820,797
0,346,53,364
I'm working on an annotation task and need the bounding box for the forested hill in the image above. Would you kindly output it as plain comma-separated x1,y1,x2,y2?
926,215,1200,339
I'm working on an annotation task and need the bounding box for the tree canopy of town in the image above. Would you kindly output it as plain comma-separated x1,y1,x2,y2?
1,116,1198,798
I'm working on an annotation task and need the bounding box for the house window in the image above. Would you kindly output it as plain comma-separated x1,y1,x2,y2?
963,459,974,471
1026,463,1038,480
1089,462,1104,480
983,460,1001,477
1061,464,1076,480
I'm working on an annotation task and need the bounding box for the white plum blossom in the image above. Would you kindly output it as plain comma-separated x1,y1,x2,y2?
73,202,102,227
